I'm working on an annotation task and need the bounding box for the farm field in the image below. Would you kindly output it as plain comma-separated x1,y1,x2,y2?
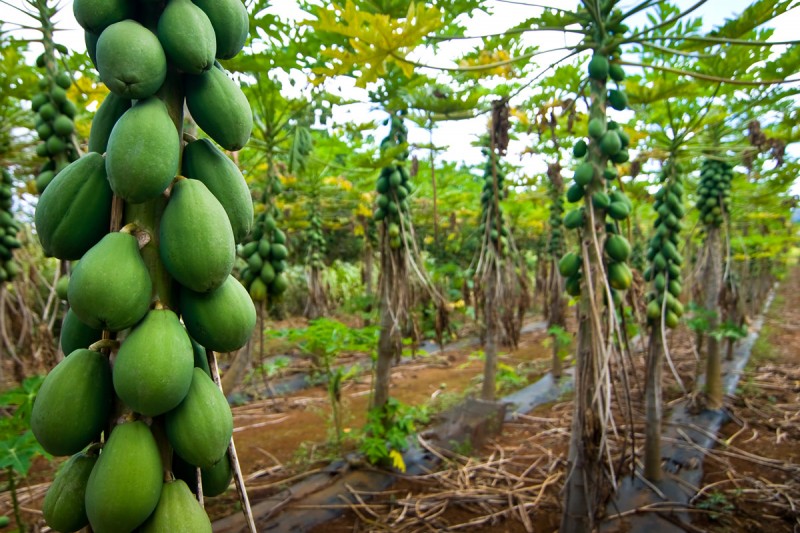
0,1,799,532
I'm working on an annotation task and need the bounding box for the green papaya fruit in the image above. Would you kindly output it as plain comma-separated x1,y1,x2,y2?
43,451,97,533
592,191,611,209
85,31,99,67
160,179,235,293
166,368,233,468
572,139,587,158
56,275,70,300
72,0,132,34
191,338,212,377
158,0,216,74
185,66,252,151
180,275,256,352
31,349,112,456
173,452,232,497
646,300,661,321
565,274,581,296
249,277,267,301
113,308,194,416
588,54,609,80
138,479,212,533
88,92,131,154
85,421,162,533
563,208,585,230
599,130,621,156
257,239,271,257
605,234,631,262
558,252,581,278
96,20,167,99
35,153,112,260
260,261,275,284
574,162,594,186
53,115,75,136
106,97,180,204
192,0,249,60
59,308,103,356
269,272,288,295
68,232,152,331
247,252,263,272
608,261,632,291
565,184,584,203
270,243,288,261
607,89,628,111
607,201,630,221
609,63,625,82
588,117,605,139
182,139,253,242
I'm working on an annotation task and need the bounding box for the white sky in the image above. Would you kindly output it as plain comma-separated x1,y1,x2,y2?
2,0,799,181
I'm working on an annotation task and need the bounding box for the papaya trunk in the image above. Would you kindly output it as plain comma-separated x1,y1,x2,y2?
644,329,664,482
372,296,395,410
560,313,602,533
548,261,566,378
704,226,723,409
481,272,498,401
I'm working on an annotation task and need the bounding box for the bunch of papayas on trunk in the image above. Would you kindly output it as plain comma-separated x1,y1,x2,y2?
32,0,254,531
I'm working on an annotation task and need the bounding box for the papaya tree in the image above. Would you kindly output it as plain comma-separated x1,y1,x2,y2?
32,0,258,530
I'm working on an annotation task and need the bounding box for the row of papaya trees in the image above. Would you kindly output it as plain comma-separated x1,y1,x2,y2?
0,0,797,531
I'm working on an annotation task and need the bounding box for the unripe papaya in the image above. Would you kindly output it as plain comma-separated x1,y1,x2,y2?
588,54,609,80
599,130,622,156
192,0,249,59
85,421,162,533
182,139,254,242
269,272,289,296
608,261,632,291
558,252,581,278
31,349,112,456
180,275,256,352
173,452,233,497
574,163,594,186
106,97,180,204
43,451,97,533
605,234,631,262
87,92,131,154
166,368,233,468
607,89,628,111
72,0,132,34
59,308,103,356
191,338,212,377
34,153,112,260
588,117,605,139
160,179,235,293
113,309,194,416
185,66,252,151
573,139,587,158
157,0,216,74
138,479,212,533
67,232,153,332
96,20,167,99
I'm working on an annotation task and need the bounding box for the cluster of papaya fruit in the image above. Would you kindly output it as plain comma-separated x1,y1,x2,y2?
558,52,634,303
30,60,78,193
0,169,21,282
238,208,290,302
373,114,413,249
696,158,732,227
644,162,686,328
306,211,326,270
32,0,255,530
478,149,510,255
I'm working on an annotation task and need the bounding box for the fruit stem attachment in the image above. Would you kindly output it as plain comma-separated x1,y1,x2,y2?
88,339,120,353
119,223,139,235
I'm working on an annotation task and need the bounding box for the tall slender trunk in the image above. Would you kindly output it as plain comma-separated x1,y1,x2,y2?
704,226,723,409
644,330,663,481
548,262,565,378
372,296,395,410
481,273,498,401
